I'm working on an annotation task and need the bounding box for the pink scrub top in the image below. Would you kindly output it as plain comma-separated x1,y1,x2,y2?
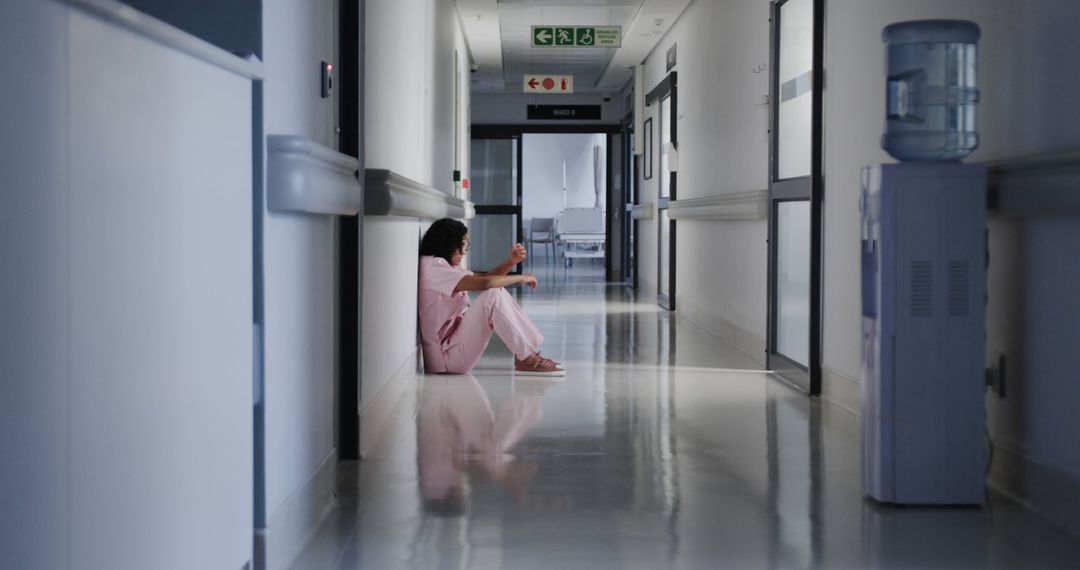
418,255,473,373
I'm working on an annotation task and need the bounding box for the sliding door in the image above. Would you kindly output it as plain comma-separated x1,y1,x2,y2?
647,73,677,310
469,136,523,273
767,0,823,393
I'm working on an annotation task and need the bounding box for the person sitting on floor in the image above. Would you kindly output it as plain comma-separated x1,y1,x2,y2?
418,218,564,376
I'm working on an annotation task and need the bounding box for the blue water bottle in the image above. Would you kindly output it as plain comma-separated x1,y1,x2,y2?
881,20,981,161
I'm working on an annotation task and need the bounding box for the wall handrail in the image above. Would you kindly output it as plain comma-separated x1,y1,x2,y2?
267,135,362,216
668,190,769,221
364,169,473,219
988,151,1080,216
68,0,265,79
630,202,654,220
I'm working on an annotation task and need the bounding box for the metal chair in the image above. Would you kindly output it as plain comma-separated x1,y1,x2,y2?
527,217,557,265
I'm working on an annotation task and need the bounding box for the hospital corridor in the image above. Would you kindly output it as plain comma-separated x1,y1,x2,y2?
3,0,1080,569
290,267,1080,569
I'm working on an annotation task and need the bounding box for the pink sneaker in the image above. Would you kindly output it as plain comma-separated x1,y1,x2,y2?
514,353,566,377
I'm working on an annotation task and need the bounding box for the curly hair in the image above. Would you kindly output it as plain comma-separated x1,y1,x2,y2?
419,218,468,262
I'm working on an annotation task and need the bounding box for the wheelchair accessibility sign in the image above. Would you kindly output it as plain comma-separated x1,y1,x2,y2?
532,26,621,48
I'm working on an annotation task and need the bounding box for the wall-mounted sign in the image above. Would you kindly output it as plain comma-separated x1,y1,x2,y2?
524,74,574,94
666,43,678,72
531,26,621,48
527,105,602,121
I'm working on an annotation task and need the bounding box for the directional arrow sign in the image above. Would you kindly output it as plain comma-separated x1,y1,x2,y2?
532,27,553,46
531,26,621,47
524,74,574,94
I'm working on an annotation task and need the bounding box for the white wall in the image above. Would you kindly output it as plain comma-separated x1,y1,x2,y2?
986,3,1080,536
361,0,471,452
0,2,71,567
1,1,254,567
635,0,770,359
259,0,341,566
523,133,607,232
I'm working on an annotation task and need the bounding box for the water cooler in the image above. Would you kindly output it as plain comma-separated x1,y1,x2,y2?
861,20,987,505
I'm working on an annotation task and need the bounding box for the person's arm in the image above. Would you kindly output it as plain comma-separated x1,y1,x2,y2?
454,273,537,294
485,243,527,276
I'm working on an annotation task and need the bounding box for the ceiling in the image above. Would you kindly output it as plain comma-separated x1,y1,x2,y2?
457,0,693,95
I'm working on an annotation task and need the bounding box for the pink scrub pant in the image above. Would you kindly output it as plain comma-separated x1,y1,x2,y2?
442,288,544,373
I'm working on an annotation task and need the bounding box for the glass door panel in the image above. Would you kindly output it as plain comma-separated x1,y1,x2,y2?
777,0,813,180
656,89,675,310
658,208,670,299
776,200,810,366
659,97,671,198
469,214,519,272
469,137,522,273
623,125,636,288
470,139,518,206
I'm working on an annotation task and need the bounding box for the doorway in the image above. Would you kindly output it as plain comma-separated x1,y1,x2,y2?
521,132,608,272
619,114,637,288
472,125,619,277
647,73,677,310
767,0,824,394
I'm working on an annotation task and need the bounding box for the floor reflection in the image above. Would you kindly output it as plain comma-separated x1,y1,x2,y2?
418,373,553,516
290,265,1080,570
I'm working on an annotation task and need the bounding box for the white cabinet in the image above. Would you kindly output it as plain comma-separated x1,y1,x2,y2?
861,163,987,505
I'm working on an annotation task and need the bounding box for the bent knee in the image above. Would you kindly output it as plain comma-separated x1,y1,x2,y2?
477,287,510,305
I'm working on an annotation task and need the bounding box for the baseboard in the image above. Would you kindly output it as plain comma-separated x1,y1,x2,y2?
988,441,1080,541
254,450,338,570
822,367,861,417
359,347,420,459
364,376,421,460
675,297,767,368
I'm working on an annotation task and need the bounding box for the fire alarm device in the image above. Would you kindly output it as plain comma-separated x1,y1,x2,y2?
321,61,333,98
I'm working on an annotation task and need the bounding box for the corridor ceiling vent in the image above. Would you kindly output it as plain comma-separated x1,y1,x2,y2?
456,0,693,94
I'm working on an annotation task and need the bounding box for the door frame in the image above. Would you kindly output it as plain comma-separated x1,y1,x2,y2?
473,124,620,274
336,0,363,460
646,72,677,311
619,112,638,289
766,0,824,394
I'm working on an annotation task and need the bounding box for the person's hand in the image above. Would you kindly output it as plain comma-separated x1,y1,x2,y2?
509,243,527,265
521,274,538,289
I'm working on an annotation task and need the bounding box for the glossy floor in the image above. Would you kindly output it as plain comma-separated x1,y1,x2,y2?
292,265,1080,569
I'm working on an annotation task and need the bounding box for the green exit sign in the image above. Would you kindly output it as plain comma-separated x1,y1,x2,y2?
531,26,621,48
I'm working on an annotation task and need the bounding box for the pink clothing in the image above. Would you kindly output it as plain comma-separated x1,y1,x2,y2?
418,255,544,373
444,288,544,372
418,373,546,501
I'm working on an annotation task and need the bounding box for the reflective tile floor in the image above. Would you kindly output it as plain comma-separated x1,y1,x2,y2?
292,265,1080,569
